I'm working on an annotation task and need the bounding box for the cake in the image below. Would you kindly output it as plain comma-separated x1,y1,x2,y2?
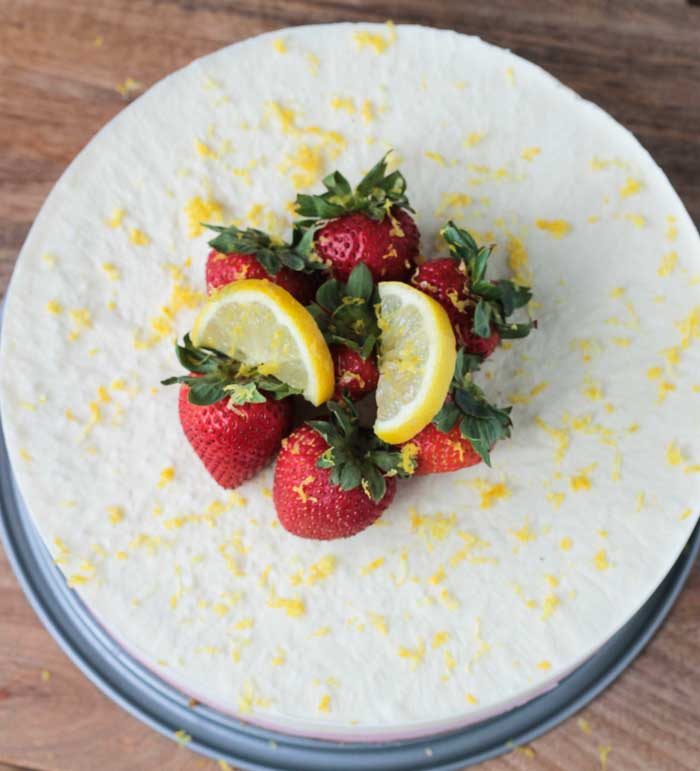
1,22,699,741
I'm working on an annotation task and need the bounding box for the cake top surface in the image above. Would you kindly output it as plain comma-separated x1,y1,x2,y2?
1,22,699,739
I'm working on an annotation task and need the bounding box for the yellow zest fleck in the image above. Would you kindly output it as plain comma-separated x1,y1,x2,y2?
174,729,191,746
439,589,460,610
369,613,388,636
541,594,560,621
306,53,320,75
410,508,456,546
505,234,533,286
115,77,142,98
184,195,223,238
100,262,120,281
444,649,457,672
508,382,549,405
424,151,447,167
267,591,306,618
234,617,254,631
115,551,128,560
535,219,571,238
658,380,676,403
292,474,317,504
360,556,385,576
463,131,485,148
560,537,573,551
570,463,596,491
129,228,150,246
666,216,678,242
107,208,125,228
658,250,678,277
41,669,51,682
399,442,419,474
397,641,425,670
307,555,337,585
359,99,375,123
429,565,446,585
620,177,643,198
511,518,536,543
647,366,663,380
107,505,124,524
19,448,32,464
41,252,57,267
352,22,396,54
537,660,551,671
330,95,355,114
547,491,565,509
432,631,449,649
195,139,217,159
594,549,610,571
582,375,604,401
318,694,331,713
158,466,175,488
67,574,89,587
466,693,478,705
599,745,613,770
679,509,693,521
47,300,63,315
521,147,541,161
624,213,646,228
272,38,287,54
67,308,92,342
666,440,685,466
311,626,331,637
505,67,515,84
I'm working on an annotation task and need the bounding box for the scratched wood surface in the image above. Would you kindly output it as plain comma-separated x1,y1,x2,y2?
1,1,699,769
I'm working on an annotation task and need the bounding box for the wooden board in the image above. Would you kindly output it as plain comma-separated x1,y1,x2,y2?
0,1,699,768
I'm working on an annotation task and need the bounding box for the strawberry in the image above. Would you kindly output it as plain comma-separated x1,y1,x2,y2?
204,225,325,304
273,402,411,540
306,262,381,401
401,422,482,475
295,153,420,282
401,350,513,472
178,387,292,488
331,345,378,400
162,335,297,488
412,222,534,358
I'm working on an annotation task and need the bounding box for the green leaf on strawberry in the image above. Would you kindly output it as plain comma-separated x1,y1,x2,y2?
307,399,413,502
432,350,513,466
294,151,412,224
308,262,380,360
203,223,327,275
440,220,536,340
161,334,301,406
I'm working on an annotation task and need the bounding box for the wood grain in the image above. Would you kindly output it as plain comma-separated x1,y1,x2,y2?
1,1,699,769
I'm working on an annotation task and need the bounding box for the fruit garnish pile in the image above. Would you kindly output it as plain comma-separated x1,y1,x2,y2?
163,154,534,540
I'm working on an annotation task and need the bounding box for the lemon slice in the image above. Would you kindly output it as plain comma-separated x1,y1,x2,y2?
374,282,457,444
191,279,334,406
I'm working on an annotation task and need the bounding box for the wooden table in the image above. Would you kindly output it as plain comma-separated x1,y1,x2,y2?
1,1,699,768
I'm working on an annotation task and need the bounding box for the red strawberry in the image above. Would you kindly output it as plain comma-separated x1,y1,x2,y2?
400,350,513,474
179,385,292,488
162,335,297,488
204,225,325,304
295,153,420,283
411,258,501,357
412,222,535,358
331,345,379,400
314,207,418,282
401,423,482,475
273,402,410,540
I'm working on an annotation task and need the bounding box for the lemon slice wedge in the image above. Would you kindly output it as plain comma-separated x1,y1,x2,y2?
374,282,457,444
191,279,334,406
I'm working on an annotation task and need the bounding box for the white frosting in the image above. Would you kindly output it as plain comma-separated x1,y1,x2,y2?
2,23,700,740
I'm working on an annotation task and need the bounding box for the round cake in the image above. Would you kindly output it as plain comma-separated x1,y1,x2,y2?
1,23,699,741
